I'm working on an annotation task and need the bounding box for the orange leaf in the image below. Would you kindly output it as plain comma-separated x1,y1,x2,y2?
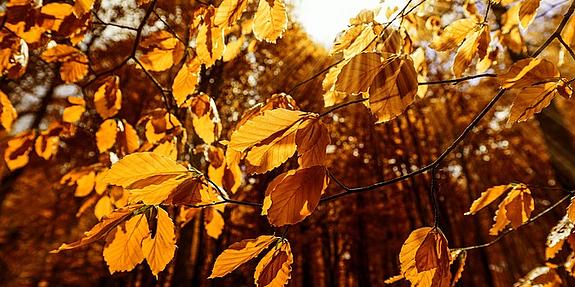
4,130,35,170
94,76,122,119
103,213,150,273
254,240,293,287
142,207,176,276
262,166,329,226
209,235,278,278
0,90,17,132
467,185,511,215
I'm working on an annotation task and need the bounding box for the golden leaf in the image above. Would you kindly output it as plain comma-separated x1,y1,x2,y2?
208,146,243,194
139,30,184,72
518,0,541,29
94,76,122,119
335,52,382,94
41,44,88,83
172,58,201,107
4,130,35,170
399,227,451,287
197,8,225,67
295,117,330,168
254,240,293,287
452,25,489,76
103,152,208,205
499,58,558,89
204,207,225,239
489,184,534,235
262,166,328,226
0,90,17,132
62,96,85,123
545,216,574,260
209,235,278,278
430,18,478,51
252,0,288,43
234,93,299,129
34,127,60,160
103,213,150,273
73,0,94,17
223,36,244,62
467,185,512,215
188,94,222,144
94,195,114,220
141,110,182,144
142,207,176,276
96,119,118,153
368,55,418,123
214,0,248,27
508,82,561,123
52,204,143,252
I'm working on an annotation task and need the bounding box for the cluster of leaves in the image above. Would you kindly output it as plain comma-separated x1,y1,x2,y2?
1,0,575,286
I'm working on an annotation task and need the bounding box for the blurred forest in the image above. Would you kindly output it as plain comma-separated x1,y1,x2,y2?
1,0,575,286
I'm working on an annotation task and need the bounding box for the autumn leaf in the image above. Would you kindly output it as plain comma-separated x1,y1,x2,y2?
262,166,329,226
103,152,212,205
399,227,451,287
295,117,330,168
452,25,490,76
214,0,248,27
489,184,534,235
96,119,139,155
94,196,114,220
518,0,541,29
498,58,572,123
0,90,17,132
234,93,299,129
4,130,35,170
430,18,478,51
210,235,278,278
229,108,307,174
94,76,122,119
41,44,88,83
139,30,184,72
103,213,150,273
142,207,176,276
545,215,574,260
34,123,62,160
207,146,242,194
466,185,512,215
140,109,183,145
252,0,288,43
204,207,225,239
172,58,201,107
254,240,293,287
186,93,222,145
51,204,143,252
62,96,85,123
196,8,225,67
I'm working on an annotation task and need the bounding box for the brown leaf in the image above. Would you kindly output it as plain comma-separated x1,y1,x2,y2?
254,240,293,287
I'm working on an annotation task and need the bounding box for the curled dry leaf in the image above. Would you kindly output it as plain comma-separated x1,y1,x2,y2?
210,235,278,278
262,166,329,226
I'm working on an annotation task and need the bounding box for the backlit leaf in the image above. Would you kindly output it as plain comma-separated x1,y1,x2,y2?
210,235,278,278
142,207,176,276
467,185,512,215
103,213,150,273
252,0,288,43
518,0,541,29
4,130,35,170
254,240,293,287
172,58,201,107
0,90,17,132
94,76,122,119
214,0,248,27
262,166,329,226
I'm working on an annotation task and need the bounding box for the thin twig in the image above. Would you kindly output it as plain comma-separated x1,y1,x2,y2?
418,73,497,86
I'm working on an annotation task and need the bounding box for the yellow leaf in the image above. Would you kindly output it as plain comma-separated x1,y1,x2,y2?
518,0,541,29
41,44,88,83
94,76,122,119
234,93,299,129
452,26,482,77
399,227,451,287
214,0,248,27
295,117,330,168
223,36,244,62
335,52,382,94
197,10,225,67
568,199,575,221
142,207,176,277
489,184,534,235
188,94,222,144
0,90,17,132
73,0,94,17
141,110,182,144
467,185,511,215
172,58,201,107
499,58,558,89
52,204,143,252
262,166,328,226
209,235,277,278
515,266,562,287
62,96,85,123
254,240,293,287
430,18,478,51
96,119,118,153
34,129,60,160
4,131,35,170
94,195,113,220
103,152,208,205
103,213,150,273
252,0,288,43
208,146,243,194
204,208,225,239
369,55,418,123
508,82,560,123
139,31,183,72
